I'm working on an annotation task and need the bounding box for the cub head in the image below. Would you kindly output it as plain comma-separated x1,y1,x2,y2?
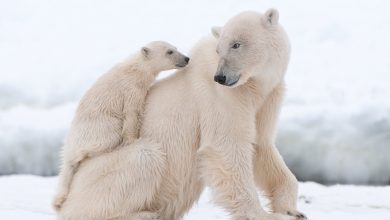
141,41,189,72
211,8,290,87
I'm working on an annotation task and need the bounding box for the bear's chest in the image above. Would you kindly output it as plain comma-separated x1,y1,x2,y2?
199,92,258,145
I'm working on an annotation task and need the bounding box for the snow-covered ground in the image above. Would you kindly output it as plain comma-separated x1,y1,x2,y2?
1,0,390,184
0,175,389,220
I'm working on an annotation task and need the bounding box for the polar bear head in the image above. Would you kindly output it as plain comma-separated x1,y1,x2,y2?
141,41,190,71
212,9,290,88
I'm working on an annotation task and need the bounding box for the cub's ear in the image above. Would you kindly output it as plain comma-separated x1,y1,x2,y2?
211,26,222,38
141,47,150,58
263,8,279,26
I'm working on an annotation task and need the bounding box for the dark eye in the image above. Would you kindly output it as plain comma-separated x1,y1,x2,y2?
166,50,174,55
232,42,240,49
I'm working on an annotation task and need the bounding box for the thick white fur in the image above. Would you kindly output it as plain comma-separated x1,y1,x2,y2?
53,41,188,212
59,9,306,220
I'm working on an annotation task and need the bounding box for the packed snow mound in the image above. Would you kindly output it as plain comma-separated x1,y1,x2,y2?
1,0,389,184
0,104,75,175
279,101,390,185
1,175,390,220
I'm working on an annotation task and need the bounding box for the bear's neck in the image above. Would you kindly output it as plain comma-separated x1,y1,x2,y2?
253,73,281,96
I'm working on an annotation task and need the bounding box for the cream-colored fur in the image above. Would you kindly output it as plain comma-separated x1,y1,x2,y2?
58,9,306,220
53,41,189,212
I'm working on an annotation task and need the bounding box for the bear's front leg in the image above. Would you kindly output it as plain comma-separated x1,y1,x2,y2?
253,144,307,220
254,84,307,219
198,143,294,220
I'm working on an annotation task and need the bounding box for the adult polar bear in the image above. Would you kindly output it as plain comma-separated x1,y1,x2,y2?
59,9,306,220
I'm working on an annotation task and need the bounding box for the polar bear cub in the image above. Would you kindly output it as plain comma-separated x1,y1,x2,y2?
53,41,189,211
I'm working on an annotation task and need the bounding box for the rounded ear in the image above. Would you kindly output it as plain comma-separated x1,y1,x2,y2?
211,26,222,38
141,47,149,57
263,8,279,26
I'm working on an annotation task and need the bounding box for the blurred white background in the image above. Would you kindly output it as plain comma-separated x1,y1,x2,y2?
1,0,389,185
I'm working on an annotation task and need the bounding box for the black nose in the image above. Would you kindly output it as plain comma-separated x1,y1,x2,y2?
184,57,190,63
214,74,226,84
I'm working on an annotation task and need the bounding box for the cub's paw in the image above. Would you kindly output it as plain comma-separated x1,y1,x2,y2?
69,150,88,165
286,210,307,220
52,193,67,212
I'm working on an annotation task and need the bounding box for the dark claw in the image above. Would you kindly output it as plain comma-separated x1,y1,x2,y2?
286,211,307,219
296,213,307,219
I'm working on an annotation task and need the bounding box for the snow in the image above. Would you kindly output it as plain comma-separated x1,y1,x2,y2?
0,175,389,220
0,104,75,175
1,0,390,184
